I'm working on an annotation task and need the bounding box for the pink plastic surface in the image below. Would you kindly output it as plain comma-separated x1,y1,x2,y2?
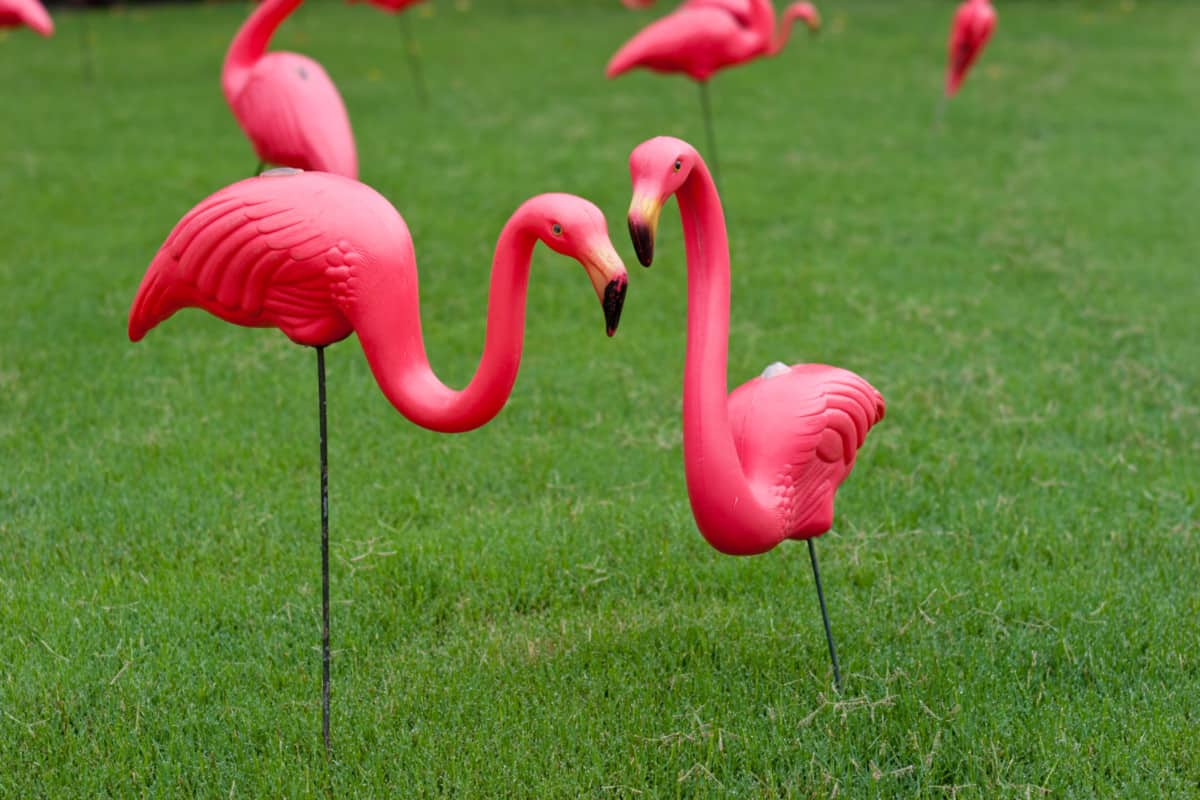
349,0,425,12
0,0,53,36
945,0,996,97
128,170,628,434
607,0,818,82
626,137,884,556
223,0,358,178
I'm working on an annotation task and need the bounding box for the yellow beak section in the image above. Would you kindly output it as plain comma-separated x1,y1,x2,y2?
626,192,663,267
581,238,629,337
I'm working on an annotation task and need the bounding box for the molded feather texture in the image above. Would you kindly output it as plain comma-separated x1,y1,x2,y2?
130,173,630,434
129,170,410,347
728,364,885,540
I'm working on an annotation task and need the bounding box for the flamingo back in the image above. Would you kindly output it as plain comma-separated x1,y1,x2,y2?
348,0,425,11
727,364,885,539
129,171,411,347
606,6,763,82
0,0,53,35
683,0,754,27
233,52,358,179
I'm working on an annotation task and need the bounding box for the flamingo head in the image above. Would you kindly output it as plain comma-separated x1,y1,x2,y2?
626,136,703,268
787,2,821,34
518,193,629,336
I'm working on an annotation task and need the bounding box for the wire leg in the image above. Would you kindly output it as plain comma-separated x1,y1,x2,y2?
698,80,720,186
317,346,331,754
807,538,842,693
399,14,430,108
79,9,96,84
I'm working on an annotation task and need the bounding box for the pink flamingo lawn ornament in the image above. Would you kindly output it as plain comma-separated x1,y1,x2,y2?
625,137,884,692
128,168,629,751
223,0,357,178
939,0,996,123
606,0,819,182
0,0,53,36
349,0,430,106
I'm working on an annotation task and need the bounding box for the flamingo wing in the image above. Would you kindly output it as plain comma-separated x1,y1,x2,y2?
233,52,358,178
728,364,885,538
0,0,53,35
128,171,367,347
606,6,761,81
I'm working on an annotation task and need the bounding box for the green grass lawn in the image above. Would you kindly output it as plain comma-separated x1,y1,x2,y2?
2,0,1198,795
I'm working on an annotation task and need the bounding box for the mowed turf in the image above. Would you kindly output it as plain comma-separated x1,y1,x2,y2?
1,0,1197,795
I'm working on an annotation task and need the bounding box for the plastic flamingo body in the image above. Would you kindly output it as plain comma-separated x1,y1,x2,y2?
129,169,628,747
350,0,424,11
608,1,818,181
129,169,629,433
608,6,759,82
223,0,357,178
0,0,53,36
627,137,882,689
606,0,817,80
626,137,883,556
945,0,996,97
625,0,819,34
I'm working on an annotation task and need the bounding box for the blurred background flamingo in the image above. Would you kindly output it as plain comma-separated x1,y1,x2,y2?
625,137,884,692
941,0,996,124
128,169,629,750
607,0,820,181
0,0,53,37
223,0,358,177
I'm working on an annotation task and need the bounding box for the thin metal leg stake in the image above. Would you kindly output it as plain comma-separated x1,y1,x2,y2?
933,94,948,135
399,14,430,108
317,346,331,753
698,80,720,186
807,538,842,694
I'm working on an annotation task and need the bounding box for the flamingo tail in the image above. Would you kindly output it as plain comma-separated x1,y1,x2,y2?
128,258,182,342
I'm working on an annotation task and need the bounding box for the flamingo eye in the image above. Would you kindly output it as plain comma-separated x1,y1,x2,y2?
673,159,682,172
551,223,563,236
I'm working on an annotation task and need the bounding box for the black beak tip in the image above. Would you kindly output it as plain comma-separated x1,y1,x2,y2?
603,276,627,337
628,217,655,268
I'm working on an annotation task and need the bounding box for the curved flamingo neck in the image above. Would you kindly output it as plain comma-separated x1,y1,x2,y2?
767,4,809,55
222,0,302,102
676,163,782,554
352,209,539,434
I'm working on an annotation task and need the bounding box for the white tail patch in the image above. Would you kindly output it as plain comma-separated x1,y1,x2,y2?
262,167,303,177
761,362,791,379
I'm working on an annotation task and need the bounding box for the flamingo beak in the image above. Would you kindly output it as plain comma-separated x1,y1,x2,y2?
627,192,662,268
582,239,628,337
